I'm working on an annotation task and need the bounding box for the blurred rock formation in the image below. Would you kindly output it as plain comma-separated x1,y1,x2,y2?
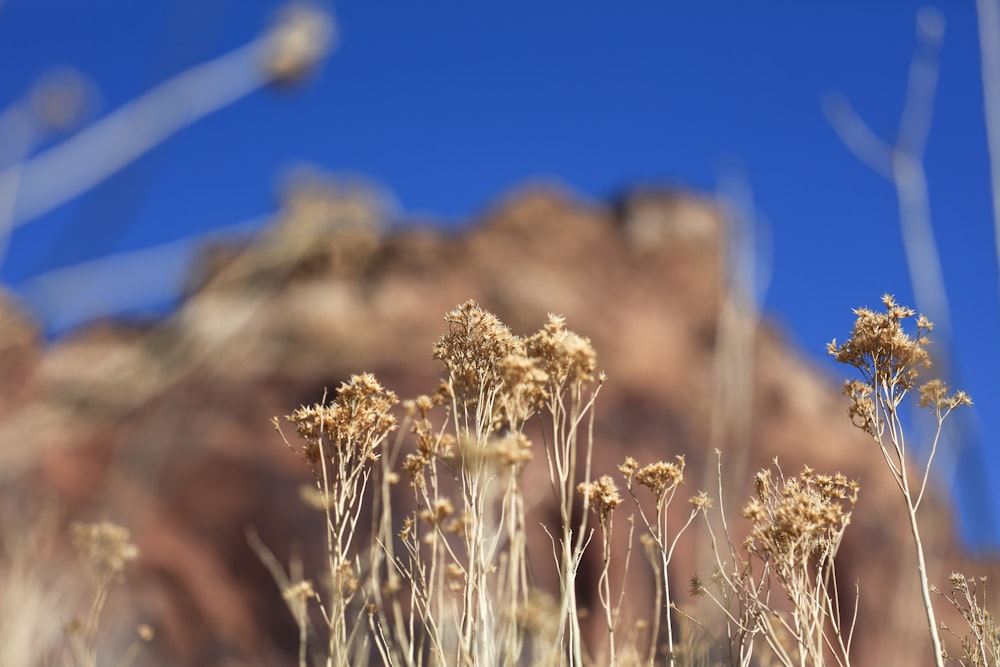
0,183,993,666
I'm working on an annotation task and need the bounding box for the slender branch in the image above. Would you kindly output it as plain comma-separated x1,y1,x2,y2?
0,6,333,231
976,0,1000,308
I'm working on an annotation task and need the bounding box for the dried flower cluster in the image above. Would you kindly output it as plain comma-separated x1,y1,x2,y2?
66,521,141,667
691,458,861,667
272,372,399,666
938,573,1000,667
262,3,335,85
830,296,975,667
281,372,398,480
500,353,550,426
376,301,606,667
253,295,988,667
516,590,562,640
578,475,623,526
616,453,703,666
828,293,932,393
743,465,858,573
431,301,598,435
71,521,139,587
827,294,973,439
401,392,452,484
621,455,686,501
918,378,973,412
523,313,597,388
432,300,522,420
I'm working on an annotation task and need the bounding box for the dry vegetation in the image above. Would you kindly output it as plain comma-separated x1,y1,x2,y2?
5,5,1000,666
100,294,982,667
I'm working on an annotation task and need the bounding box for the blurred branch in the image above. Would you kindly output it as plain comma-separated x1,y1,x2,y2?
0,4,333,265
824,7,968,565
3,40,266,223
822,95,893,179
0,4,337,482
707,168,771,503
0,179,386,485
16,214,269,330
823,7,952,359
0,69,90,268
976,0,1000,307
826,5,998,554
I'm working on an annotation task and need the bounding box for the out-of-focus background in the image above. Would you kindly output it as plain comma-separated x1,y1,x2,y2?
1,2,999,664
2,0,996,548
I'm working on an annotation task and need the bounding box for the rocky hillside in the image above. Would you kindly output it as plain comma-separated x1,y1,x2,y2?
0,181,992,666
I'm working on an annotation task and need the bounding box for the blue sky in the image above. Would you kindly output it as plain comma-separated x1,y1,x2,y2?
1,1,998,550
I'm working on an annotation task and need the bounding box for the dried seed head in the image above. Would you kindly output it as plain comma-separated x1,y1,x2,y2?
492,432,534,467
828,295,932,393
743,464,859,572
414,394,435,416
298,483,332,510
399,516,414,542
634,456,686,500
71,521,139,586
445,563,466,591
382,575,402,597
283,373,398,481
446,511,473,538
578,475,623,524
403,452,431,487
619,456,640,479
283,579,316,603
689,491,712,510
331,561,358,598
137,624,155,642
499,353,549,423
918,379,973,411
524,313,597,387
842,379,876,435
517,590,561,637
433,300,520,414
419,498,455,526
831,297,971,440
262,3,335,86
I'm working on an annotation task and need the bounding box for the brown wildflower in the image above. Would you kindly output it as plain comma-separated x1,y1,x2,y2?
492,431,533,466
499,353,549,423
918,379,973,411
282,579,317,604
282,373,398,481
743,464,858,571
432,300,520,415
262,4,335,85
633,456,685,500
689,491,712,510
418,498,455,526
524,313,597,387
828,293,932,396
578,475,623,525
71,521,139,586
619,456,639,478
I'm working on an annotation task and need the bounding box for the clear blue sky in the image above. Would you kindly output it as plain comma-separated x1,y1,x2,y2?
1,1,998,550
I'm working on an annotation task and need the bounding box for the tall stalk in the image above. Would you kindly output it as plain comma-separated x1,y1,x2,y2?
830,295,971,667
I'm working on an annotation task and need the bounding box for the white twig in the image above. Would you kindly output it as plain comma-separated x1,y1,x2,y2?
823,9,952,352
0,4,333,255
976,0,1000,308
